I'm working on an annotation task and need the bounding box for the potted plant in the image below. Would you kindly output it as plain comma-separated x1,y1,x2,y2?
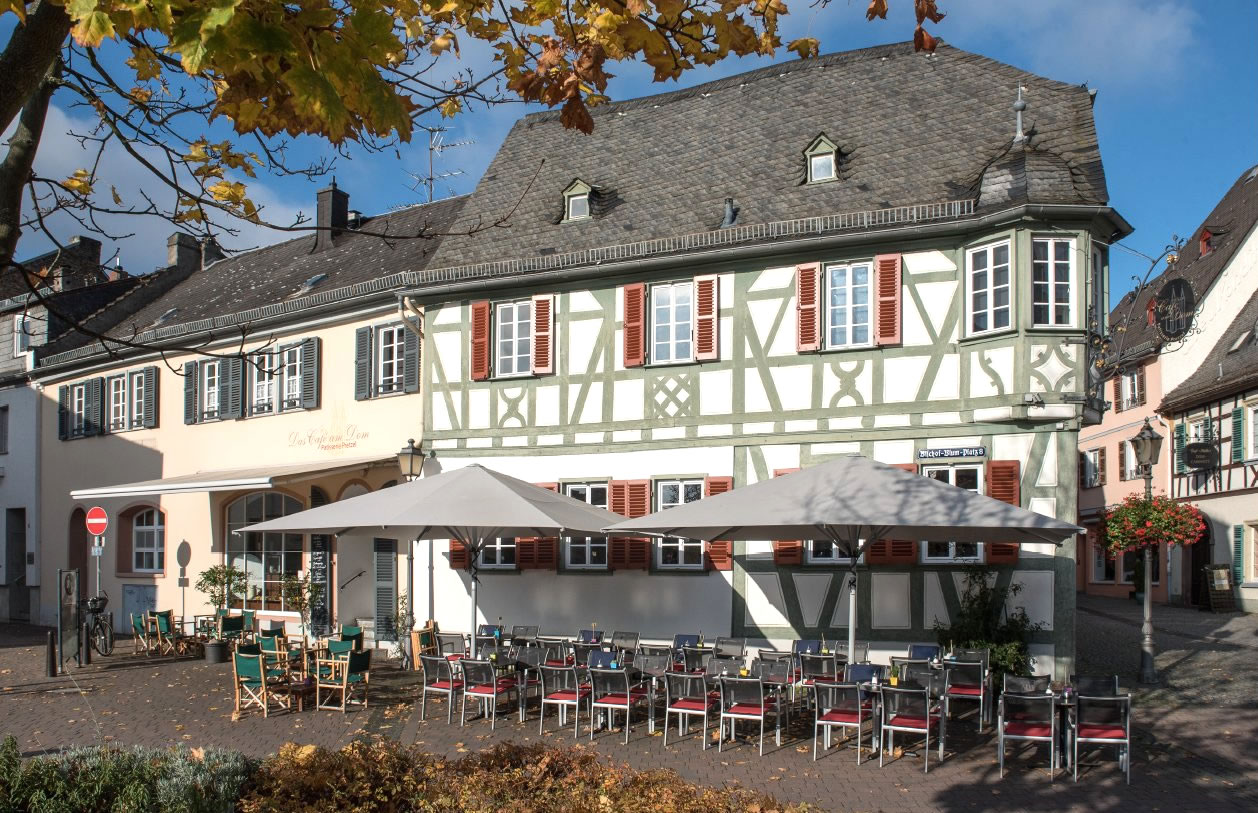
280,571,325,642
195,564,246,664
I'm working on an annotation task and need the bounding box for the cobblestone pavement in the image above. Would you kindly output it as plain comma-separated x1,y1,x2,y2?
3,607,1257,812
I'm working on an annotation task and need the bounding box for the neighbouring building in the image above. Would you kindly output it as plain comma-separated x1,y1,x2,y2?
1077,163,1258,608
33,189,464,643
403,42,1129,679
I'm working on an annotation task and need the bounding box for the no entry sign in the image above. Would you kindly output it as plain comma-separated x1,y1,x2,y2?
85,506,109,536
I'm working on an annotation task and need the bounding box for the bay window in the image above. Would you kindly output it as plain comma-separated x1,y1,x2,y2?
966,241,1011,335
1031,237,1074,326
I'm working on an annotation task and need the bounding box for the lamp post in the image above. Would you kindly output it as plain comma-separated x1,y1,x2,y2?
397,438,423,482
1130,418,1164,685
395,439,423,666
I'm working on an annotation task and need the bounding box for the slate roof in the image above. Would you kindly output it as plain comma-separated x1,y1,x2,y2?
1107,163,1258,364
46,195,466,353
1161,286,1258,412
428,41,1109,269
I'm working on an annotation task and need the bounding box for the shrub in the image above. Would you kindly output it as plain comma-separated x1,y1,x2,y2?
933,565,1044,689
0,735,252,813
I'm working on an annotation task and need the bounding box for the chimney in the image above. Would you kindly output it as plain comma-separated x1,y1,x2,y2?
200,236,225,268
167,232,200,273
719,197,739,229
315,180,349,252
51,235,104,291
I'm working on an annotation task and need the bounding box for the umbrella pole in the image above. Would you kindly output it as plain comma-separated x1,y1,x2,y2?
847,568,857,662
469,537,481,640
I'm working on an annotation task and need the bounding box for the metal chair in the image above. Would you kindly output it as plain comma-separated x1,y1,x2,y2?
718,676,776,755
671,633,700,649
437,632,467,661
834,640,871,664
577,628,604,644
1004,674,1052,694
713,637,746,659
812,681,870,763
844,662,887,684
907,643,941,661
879,684,942,773
998,692,1056,780
682,646,711,673
418,654,462,724
638,644,673,658
478,623,505,637
572,641,601,667
634,653,673,732
800,652,838,686
1072,693,1132,784
514,646,546,720
663,672,718,749
1071,674,1120,696
943,659,989,732
705,655,743,677
589,667,649,744
538,664,589,739
510,624,539,643
792,639,822,656
459,658,518,730
890,657,931,681
610,630,640,656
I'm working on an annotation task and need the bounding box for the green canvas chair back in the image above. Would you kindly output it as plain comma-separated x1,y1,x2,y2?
347,650,371,679
241,610,255,630
237,643,261,655
155,611,174,635
234,653,263,685
339,627,364,651
327,639,355,657
220,615,245,637
216,608,229,619
131,613,146,636
260,635,282,654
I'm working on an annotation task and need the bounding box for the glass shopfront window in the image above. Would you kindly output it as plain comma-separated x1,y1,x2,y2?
225,492,304,612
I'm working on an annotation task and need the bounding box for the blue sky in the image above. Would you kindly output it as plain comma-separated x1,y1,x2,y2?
12,0,1258,300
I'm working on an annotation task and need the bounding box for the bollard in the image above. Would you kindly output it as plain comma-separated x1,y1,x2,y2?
46,630,56,677
81,621,91,665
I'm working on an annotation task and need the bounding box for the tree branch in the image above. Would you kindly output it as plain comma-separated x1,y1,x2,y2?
0,58,57,274
0,0,71,136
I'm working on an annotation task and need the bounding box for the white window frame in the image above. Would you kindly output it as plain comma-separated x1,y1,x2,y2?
1031,237,1075,327
1082,448,1101,489
129,371,146,429
479,538,516,569
377,325,406,394
805,539,858,565
70,383,87,436
250,351,276,415
565,483,609,569
13,314,32,357
132,508,165,573
493,300,532,378
1248,402,1258,461
201,360,221,420
1090,246,1106,331
563,179,591,222
1120,369,1141,411
1092,538,1116,583
225,492,305,613
649,281,694,365
107,375,127,432
823,261,873,350
920,465,984,563
279,345,302,410
656,479,705,569
805,136,838,184
1120,440,1140,481
965,240,1013,336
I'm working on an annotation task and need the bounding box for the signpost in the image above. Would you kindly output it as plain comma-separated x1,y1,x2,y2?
1184,442,1219,472
85,507,108,601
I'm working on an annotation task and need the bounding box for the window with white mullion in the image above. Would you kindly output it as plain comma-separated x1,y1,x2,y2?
825,262,872,348
656,479,704,568
280,345,302,410
921,465,983,562
129,372,145,429
70,384,87,436
479,538,516,569
377,325,406,394
650,282,692,364
565,483,609,568
1249,404,1258,460
1032,237,1074,327
201,360,221,420
250,352,276,414
1121,369,1141,411
967,241,1012,335
494,301,532,377
132,508,165,572
805,538,858,564
107,376,128,432
1082,449,1101,489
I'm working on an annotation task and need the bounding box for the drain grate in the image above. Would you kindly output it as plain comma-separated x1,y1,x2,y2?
45,687,93,695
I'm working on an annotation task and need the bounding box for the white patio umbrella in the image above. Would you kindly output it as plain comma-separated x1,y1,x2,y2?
238,464,617,637
604,455,1082,658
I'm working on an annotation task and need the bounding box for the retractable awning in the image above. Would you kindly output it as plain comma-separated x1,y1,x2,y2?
69,454,395,499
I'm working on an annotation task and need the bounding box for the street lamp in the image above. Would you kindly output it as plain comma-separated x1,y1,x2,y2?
397,438,422,482
1130,417,1163,684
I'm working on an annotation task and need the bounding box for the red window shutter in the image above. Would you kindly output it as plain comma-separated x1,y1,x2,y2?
519,482,560,569
1098,447,1107,486
874,253,902,346
986,460,1021,564
796,263,821,352
622,283,646,367
448,539,470,569
1135,365,1146,406
515,538,538,569
531,294,554,375
1112,376,1122,413
868,463,919,564
694,275,720,361
704,475,734,570
470,300,491,381
609,479,651,570
770,468,804,564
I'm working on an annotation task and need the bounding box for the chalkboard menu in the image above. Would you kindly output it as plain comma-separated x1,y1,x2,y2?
309,535,331,636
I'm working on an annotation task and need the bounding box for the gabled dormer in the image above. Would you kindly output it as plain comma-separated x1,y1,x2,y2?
804,135,838,184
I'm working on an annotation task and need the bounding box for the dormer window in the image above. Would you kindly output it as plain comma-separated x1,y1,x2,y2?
564,179,591,222
1200,229,1213,257
805,136,838,184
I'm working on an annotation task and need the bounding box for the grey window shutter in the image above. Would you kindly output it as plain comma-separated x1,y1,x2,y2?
402,329,420,393
57,385,69,439
1234,525,1245,587
85,378,104,436
374,538,398,641
354,326,373,400
220,357,244,419
142,367,159,428
300,337,320,409
1233,408,1245,463
183,361,199,424
1174,422,1186,474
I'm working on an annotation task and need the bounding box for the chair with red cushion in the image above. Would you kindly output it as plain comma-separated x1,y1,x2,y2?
799,652,838,686
459,658,518,730
998,691,1056,780
718,676,779,756
812,681,870,763
879,685,943,773
1071,692,1131,784
419,654,463,724
663,672,718,749
538,664,589,738
589,667,650,744
943,660,989,733
437,633,467,662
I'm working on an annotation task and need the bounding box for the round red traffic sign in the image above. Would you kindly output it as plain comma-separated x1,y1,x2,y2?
85,506,109,536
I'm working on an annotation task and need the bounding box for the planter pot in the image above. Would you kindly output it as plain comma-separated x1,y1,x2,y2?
204,640,229,664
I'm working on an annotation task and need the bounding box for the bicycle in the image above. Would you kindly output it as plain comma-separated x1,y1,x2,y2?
83,592,115,657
